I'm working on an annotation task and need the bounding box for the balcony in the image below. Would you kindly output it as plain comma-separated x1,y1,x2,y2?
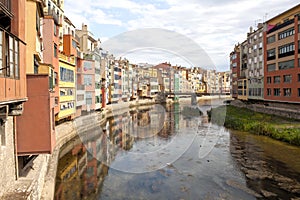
268,18,294,34
0,0,12,17
46,8,60,25
0,0,12,29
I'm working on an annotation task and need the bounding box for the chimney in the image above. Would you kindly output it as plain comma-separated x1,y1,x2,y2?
249,26,253,33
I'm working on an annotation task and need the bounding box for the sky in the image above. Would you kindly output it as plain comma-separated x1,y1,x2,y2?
65,0,299,72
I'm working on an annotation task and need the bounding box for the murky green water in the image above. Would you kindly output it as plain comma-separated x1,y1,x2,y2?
54,102,300,199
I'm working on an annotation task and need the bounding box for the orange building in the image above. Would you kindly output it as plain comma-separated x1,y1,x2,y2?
0,0,27,193
264,4,300,103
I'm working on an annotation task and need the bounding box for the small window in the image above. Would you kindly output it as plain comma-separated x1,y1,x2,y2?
54,44,57,57
274,76,280,83
267,88,271,96
283,88,291,97
283,75,292,83
274,88,280,96
267,77,272,84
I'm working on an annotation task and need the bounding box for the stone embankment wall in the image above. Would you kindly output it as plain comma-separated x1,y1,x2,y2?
231,100,300,120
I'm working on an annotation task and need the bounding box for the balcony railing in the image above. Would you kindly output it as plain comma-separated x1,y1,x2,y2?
47,8,60,25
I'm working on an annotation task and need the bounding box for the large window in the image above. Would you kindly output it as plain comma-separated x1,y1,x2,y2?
0,31,20,79
60,67,74,82
278,60,294,70
267,63,276,72
278,43,294,58
278,28,295,40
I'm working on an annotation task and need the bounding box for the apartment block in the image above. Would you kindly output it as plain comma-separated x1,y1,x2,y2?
238,40,248,100
264,4,300,103
247,24,265,100
17,0,57,157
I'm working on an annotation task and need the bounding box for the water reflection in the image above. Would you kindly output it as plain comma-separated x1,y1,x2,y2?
55,103,200,199
230,130,300,199
55,102,300,199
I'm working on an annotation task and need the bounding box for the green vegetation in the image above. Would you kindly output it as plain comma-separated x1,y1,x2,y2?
208,105,300,146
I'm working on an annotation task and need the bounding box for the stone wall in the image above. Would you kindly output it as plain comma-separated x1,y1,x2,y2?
231,100,300,120
0,117,17,197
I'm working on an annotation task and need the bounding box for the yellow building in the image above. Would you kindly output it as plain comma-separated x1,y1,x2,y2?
57,53,76,121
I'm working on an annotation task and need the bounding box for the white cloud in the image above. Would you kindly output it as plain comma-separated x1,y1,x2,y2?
65,0,300,71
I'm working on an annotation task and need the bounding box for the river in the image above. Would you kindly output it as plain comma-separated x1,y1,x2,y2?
54,101,300,199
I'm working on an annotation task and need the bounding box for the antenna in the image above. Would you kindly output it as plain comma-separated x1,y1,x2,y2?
254,19,262,27
263,13,268,22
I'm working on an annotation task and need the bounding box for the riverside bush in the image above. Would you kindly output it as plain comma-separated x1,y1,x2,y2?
209,105,300,146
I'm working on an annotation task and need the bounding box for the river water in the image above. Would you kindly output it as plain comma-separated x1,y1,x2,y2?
54,101,300,199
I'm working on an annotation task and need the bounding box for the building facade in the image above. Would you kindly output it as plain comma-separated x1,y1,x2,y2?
264,4,300,103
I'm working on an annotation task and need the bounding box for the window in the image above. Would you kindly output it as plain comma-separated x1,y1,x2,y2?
72,39,77,48
60,88,74,96
283,88,291,97
298,74,300,82
49,68,54,91
278,28,295,40
54,24,57,36
83,61,92,71
83,75,93,86
267,88,271,96
298,88,300,97
274,76,280,83
0,32,20,79
267,64,276,72
54,72,58,85
278,43,294,58
274,88,280,96
0,30,2,76
267,48,276,60
60,101,74,111
267,77,272,84
60,67,74,82
278,60,294,70
267,35,275,44
77,94,84,101
86,92,93,105
283,75,292,83
54,44,57,57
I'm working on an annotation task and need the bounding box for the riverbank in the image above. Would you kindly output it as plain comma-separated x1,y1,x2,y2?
209,105,300,146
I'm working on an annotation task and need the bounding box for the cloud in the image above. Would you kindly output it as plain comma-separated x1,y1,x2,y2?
64,0,300,72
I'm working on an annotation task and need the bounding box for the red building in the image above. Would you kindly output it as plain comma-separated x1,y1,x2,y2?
230,44,241,99
264,4,300,103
